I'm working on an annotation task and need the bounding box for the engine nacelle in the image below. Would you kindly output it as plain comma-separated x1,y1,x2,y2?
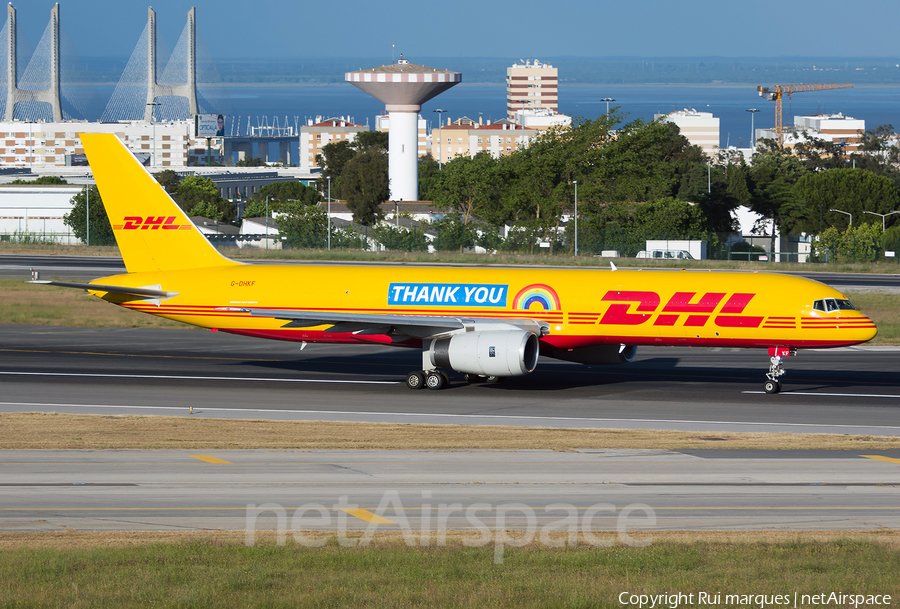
430,330,539,377
545,343,638,366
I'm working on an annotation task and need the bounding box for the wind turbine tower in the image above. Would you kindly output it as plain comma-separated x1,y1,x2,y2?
346,58,461,202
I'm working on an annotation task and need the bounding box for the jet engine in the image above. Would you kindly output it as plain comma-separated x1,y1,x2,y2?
544,343,638,366
429,330,539,377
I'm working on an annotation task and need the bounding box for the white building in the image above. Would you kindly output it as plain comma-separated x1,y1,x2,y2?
513,108,572,131
0,184,83,243
654,108,720,155
298,117,368,172
757,113,865,152
0,120,222,168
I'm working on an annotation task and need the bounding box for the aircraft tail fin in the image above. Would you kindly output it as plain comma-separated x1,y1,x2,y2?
80,133,239,273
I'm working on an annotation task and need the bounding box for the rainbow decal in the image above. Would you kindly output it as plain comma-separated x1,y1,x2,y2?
512,284,561,311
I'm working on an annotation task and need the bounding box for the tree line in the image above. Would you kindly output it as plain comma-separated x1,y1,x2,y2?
63,111,900,258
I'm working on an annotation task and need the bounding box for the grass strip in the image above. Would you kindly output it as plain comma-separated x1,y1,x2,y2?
0,531,897,608
2,412,899,450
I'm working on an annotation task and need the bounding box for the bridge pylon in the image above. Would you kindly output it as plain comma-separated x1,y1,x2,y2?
144,6,198,120
4,3,63,122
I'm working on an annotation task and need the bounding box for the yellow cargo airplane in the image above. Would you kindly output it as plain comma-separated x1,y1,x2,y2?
31,133,877,394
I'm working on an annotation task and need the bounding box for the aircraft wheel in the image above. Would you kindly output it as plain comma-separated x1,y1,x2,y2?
464,373,483,384
406,371,426,390
485,375,503,384
425,371,446,390
764,380,781,394
439,371,450,387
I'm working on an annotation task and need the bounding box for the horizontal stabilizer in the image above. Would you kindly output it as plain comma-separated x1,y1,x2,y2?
27,280,179,299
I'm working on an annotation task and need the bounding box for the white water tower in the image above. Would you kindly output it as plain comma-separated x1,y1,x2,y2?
346,59,461,201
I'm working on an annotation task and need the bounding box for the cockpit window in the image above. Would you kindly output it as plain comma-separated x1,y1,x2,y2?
813,298,857,312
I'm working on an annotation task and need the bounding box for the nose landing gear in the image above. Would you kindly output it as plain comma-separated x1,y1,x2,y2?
764,347,795,394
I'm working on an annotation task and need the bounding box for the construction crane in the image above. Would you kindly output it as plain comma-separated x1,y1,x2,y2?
757,83,853,147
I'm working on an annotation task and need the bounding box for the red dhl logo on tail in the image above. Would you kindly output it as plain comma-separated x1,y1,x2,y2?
599,291,763,328
113,216,193,231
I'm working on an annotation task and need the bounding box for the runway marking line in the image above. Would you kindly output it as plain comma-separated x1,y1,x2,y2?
2,507,900,513
0,348,279,362
3,401,900,432
338,508,396,524
0,371,398,386
190,455,232,464
861,455,900,465
743,391,900,399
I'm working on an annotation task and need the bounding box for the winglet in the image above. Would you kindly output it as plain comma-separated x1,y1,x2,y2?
80,133,239,273
610,261,618,271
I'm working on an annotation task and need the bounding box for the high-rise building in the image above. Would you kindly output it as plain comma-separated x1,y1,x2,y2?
506,59,558,120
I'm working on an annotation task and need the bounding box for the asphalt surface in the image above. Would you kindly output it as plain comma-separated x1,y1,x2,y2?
1,325,899,434
2,254,900,534
2,449,899,532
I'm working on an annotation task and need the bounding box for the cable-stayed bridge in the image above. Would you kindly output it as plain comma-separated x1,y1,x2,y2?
0,4,231,124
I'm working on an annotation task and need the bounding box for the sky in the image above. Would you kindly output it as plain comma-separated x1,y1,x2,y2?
7,0,900,61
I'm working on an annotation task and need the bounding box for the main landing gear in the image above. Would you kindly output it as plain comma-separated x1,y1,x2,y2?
405,370,503,390
406,369,450,391
764,347,796,394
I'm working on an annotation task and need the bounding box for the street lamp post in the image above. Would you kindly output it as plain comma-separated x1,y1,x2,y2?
601,97,615,115
746,108,760,149
85,184,89,247
265,195,270,250
433,109,446,170
863,210,900,231
146,102,160,167
326,176,331,251
707,162,712,194
573,180,578,258
829,208,852,227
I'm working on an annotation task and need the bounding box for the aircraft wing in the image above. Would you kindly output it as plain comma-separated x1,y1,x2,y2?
27,280,179,299
218,307,549,340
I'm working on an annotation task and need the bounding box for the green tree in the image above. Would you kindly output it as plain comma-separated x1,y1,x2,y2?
792,168,900,234
417,154,441,201
243,181,320,218
633,197,710,239
352,130,388,152
432,152,500,227
170,175,235,222
153,170,181,193
811,224,882,263
342,148,388,225
63,186,115,246
315,140,355,199
276,205,329,249
10,176,68,185
236,157,266,167
748,145,809,252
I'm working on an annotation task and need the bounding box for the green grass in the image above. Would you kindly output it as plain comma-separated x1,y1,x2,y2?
1,537,897,608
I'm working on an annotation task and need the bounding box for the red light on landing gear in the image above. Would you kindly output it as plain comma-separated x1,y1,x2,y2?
210,328,218,332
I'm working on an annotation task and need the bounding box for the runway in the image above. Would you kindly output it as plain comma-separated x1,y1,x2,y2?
1,325,899,434
3,254,900,535
2,448,899,533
